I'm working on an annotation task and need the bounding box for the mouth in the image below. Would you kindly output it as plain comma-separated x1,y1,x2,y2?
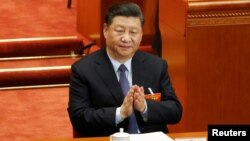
118,44,132,48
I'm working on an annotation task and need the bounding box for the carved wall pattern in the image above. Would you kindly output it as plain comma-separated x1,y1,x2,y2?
187,10,250,27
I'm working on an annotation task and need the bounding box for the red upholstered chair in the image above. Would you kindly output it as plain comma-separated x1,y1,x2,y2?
0,36,85,89
139,45,156,55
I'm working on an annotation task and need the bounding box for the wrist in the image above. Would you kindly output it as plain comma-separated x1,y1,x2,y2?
120,107,127,119
140,100,147,113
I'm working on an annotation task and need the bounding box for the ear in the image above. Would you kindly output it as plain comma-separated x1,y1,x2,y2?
103,23,108,38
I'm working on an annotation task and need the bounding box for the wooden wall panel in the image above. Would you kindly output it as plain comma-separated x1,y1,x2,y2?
160,0,250,132
186,25,250,131
185,0,250,131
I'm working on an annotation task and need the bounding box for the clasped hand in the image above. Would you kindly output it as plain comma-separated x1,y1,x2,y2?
120,85,146,119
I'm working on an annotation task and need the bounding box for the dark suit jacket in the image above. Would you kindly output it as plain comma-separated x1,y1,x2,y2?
68,48,182,137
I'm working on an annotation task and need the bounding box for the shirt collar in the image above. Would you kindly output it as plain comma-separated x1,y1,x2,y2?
107,55,132,73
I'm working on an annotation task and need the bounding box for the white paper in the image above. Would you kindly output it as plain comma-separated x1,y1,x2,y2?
130,131,174,141
174,137,207,141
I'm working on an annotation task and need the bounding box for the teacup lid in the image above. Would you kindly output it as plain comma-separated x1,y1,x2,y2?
112,128,129,137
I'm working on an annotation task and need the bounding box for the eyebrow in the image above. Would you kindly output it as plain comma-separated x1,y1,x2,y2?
114,24,140,31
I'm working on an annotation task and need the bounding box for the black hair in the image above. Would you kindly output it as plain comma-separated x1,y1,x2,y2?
104,2,144,27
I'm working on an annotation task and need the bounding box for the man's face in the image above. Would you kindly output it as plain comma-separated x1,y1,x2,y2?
103,16,143,62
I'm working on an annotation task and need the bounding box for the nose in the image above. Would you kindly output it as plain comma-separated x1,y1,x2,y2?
121,33,132,42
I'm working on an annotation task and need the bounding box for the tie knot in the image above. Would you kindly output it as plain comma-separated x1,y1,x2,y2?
118,64,127,73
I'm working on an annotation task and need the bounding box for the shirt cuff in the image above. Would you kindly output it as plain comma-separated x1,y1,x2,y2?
115,107,124,125
141,100,148,122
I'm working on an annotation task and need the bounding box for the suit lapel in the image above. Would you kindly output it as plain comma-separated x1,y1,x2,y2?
132,52,149,88
94,49,124,103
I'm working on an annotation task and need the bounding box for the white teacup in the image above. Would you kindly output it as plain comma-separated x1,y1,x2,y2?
110,128,130,141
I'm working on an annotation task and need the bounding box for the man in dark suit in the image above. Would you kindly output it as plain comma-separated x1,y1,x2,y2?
67,2,182,137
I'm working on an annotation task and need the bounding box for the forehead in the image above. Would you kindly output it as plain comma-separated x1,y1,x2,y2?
110,16,142,29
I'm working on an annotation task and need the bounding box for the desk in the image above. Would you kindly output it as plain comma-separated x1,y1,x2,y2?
38,131,207,141
168,131,207,139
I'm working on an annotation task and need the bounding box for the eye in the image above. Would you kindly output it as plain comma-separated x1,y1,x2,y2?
116,30,123,33
130,30,138,35
114,28,124,33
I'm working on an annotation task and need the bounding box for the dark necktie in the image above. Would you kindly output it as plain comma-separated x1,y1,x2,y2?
118,64,139,134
